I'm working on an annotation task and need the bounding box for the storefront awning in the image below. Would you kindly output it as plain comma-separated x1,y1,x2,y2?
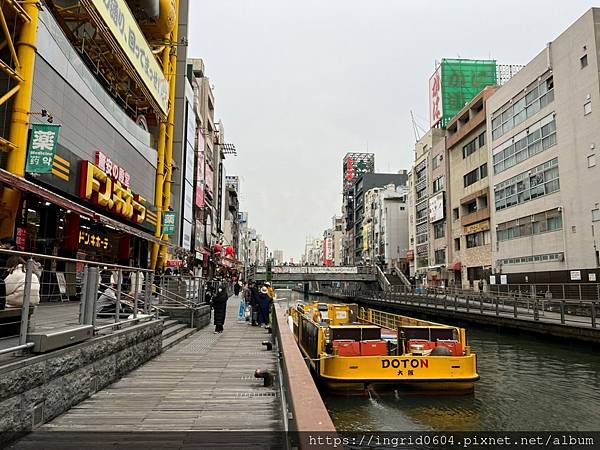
0,169,178,250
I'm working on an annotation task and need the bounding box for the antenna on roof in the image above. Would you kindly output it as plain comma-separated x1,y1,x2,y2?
410,110,422,142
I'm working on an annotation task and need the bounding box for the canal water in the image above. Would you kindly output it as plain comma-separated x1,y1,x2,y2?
279,290,600,431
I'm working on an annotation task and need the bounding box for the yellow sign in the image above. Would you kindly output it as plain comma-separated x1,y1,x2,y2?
80,161,146,224
79,230,110,250
362,224,369,251
464,220,490,235
85,0,169,114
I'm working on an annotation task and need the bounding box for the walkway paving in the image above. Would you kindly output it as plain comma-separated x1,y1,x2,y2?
10,297,284,449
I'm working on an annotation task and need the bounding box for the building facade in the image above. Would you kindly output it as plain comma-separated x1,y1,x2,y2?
488,8,600,284
447,87,496,289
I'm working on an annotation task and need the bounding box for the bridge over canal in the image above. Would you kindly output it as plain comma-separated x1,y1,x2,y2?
253,266,378,282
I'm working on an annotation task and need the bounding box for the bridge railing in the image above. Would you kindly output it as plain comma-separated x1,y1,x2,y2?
320,286,598,329
255,265,375,275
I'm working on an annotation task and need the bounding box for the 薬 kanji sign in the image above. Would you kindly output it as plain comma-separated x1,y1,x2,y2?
162,211,176,236
26,123,60,173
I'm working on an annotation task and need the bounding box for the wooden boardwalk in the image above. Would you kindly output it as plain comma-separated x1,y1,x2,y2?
9,297,284,449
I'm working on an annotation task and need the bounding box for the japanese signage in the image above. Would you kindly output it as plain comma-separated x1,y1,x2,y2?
162,211,176,235
26,123,60,173
430,59,497,128
429,192,445,223
96,151,130,187
86,0,168,114
80,160,146,224
79,230,110,250
464,220,490,235
570,270,582,281
343,153,374,190
429,65,443,127
204,165,214,200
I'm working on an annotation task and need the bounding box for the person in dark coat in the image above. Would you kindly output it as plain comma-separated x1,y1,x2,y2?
249,281,260,326
257,286,272,326
212,283,228,333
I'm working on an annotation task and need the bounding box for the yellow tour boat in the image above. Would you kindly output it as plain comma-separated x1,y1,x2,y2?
287,302,479,393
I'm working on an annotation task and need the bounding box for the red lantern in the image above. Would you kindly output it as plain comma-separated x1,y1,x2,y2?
225,246,234,257
213,243,223,254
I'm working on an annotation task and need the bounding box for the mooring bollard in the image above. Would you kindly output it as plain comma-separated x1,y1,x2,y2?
255,369,274,387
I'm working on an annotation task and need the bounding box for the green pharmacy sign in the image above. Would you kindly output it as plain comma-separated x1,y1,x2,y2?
25,123,60,173
162,211,176,236
430,59,497,128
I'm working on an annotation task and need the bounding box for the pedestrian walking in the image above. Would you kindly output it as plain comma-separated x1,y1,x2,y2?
250,281,260,326
234,279,242,296
212,283,228,333
257,286,272,326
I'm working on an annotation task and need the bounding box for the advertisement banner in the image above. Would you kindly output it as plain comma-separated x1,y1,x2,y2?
26,123,60,173
162,211,176,236
429,64,443,127
205,165,214,199
86,0,169,114
429,192,445,223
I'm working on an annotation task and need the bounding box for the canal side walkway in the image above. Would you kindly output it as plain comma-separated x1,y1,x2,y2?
10,297,284,448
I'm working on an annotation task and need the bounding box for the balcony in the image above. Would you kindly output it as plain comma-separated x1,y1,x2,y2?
461,207,490,227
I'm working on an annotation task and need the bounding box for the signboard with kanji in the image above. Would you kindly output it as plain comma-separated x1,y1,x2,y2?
430,59,497,128
26,123,60,173
162,211,176,236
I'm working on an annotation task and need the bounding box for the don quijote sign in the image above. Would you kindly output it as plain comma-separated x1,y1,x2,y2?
80,150,146,225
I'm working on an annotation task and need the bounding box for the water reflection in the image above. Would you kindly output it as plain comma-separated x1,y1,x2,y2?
281,290,600,431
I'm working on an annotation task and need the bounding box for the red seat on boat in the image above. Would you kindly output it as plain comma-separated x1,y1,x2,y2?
332,340,361,357
436,339,463,356
360,340,388,356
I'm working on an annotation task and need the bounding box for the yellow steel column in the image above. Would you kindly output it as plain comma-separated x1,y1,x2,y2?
158,0,179,265
1,1,40,238
150,0,179,269
150,45,171,269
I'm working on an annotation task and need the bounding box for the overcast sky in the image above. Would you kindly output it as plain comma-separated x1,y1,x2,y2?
188,0,596,261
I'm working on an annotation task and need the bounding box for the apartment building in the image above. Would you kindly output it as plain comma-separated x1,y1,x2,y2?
447,87,496,288
408,128,446,280
487,8,600,284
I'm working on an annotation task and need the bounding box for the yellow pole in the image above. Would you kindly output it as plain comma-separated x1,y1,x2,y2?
1,1,40,239
150,45,171,269
150,0,179,269
158,0,179,266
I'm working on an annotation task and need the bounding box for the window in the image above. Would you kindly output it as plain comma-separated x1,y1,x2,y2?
466,230,490,248
589,154,596,168
499,252,563,266
453,208,459,220
497,208,563,242
478,132,486,148
581,54,588,68
492,114,557,174
454,238,461,251
464,168,480,187
584,101,592,116
434,249,446,265
465,200,477,214
593,209,600,222
491,75,554,140
494,158,560,211
434,222,445,239
480,163,488,179
432,154,442,169
433,176,444,193
463,139,477,158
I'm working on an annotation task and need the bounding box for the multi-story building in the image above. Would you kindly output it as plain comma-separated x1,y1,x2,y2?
447,87,496,288
488,8,600,284
302,237,323,266
0,0,186,297
342,153,375,265
408,129,446,280
273,250,284,266
354,172,408,265
373,185,410,273
332,216,344,266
